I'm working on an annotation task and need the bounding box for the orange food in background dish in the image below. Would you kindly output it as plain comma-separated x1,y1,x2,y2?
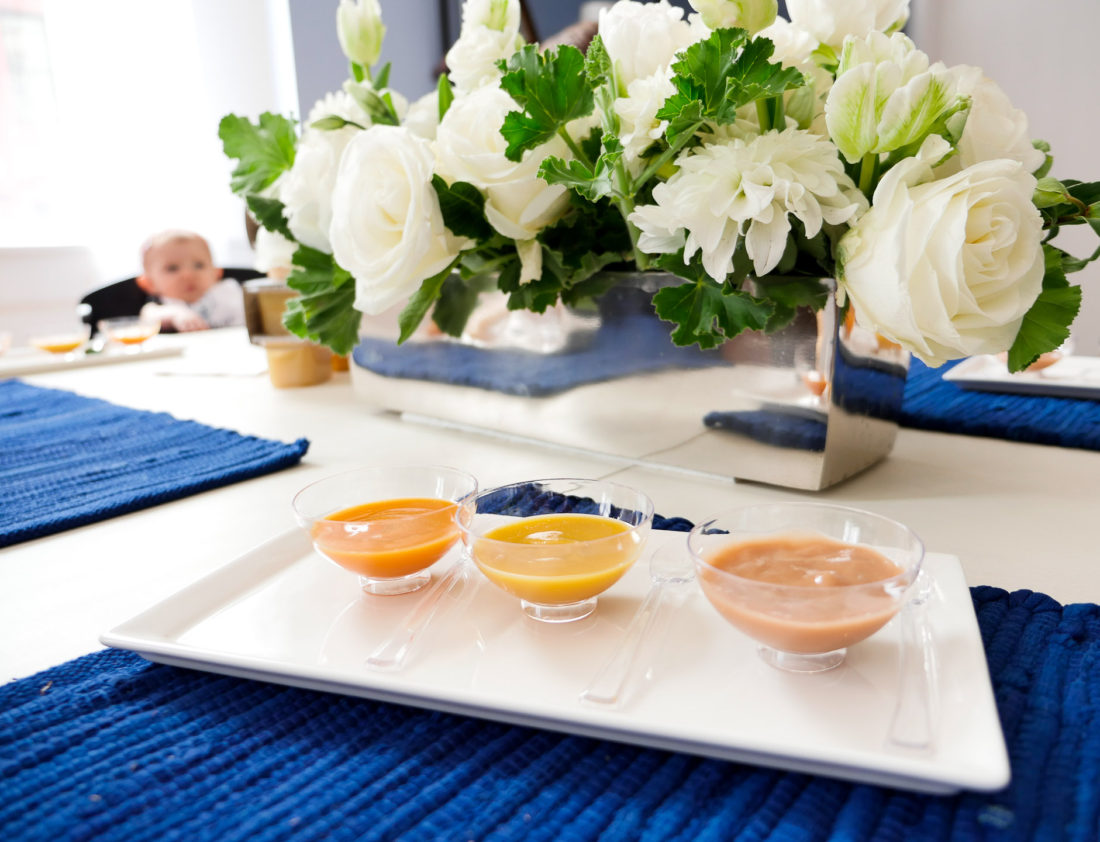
472,513,642,605
311,497,459,579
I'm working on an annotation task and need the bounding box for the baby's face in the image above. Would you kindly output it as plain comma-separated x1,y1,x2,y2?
143,239,220,303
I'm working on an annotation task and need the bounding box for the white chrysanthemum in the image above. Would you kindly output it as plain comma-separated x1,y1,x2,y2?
615,69,677,171
630,128,867,278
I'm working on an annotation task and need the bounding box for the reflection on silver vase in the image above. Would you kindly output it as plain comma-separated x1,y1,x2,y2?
350,272,909,490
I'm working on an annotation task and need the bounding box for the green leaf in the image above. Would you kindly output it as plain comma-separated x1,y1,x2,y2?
344,81,400,126
1034,177,1068,209
283,247,360,356
431,176,494,241
1005,244,1082,372
755,275,830,332
218,112,297,196
437,73,454,122
660,98,705,148
652,253,773,348
432,274,486,337
1032,139,1053,179
396,258,461,343
373,62,391,90
245,195,294,241
310,115,366,131
584,33,613,87
539,137,623,202
661,29,804,128
499,44,594,161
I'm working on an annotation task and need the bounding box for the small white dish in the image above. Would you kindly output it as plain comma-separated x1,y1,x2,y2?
943,354,1100,401
100,524,1009,794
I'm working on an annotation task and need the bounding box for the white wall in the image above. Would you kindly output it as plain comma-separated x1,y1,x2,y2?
910,0,1100,353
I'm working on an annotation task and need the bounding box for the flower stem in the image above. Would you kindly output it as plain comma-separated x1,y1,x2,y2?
557,126,591,168
756,99,772,132
858,153,878,196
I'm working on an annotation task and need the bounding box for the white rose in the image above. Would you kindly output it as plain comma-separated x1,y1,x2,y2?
837,137,1044,367
445,0,523,93
253,227,297,278
689,0,777,35
445,26,521,93
433,85,571,240
787,0,909,50
280,125,356,253
944,67,1045,174
598,0,698,92
336,0,385,68
330,126,470,314
404,90,441,140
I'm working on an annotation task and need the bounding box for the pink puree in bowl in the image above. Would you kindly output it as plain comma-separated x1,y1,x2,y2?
698,534,905,655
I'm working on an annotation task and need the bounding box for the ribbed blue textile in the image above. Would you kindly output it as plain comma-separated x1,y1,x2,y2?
901,360,1100,450
0,380,309,548
353,314,722,397
3,490,1098,841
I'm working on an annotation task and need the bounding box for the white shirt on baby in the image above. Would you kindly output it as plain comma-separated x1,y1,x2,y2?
161,279,245,328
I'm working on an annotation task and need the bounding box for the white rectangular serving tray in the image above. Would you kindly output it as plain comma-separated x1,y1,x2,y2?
944,354,1100,400
102,527,1010,795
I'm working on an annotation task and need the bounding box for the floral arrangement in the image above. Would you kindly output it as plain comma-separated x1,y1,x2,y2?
221,0,1097,371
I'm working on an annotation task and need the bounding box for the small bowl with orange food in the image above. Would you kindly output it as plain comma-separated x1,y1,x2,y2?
98,316,160,349
689,502,923,674
458,478,654,623
293,465,478,595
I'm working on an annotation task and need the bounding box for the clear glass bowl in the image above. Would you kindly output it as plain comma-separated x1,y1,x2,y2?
292,465,478,595
688,502,924,673
458,478,654,623
98,316,160,348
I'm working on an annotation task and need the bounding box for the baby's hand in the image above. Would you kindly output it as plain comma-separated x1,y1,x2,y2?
171,312,209,332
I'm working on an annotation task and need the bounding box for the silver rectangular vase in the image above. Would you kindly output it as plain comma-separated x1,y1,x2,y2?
350,273,909,490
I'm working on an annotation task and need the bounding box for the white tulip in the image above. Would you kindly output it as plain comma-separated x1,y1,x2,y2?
598,0,699,93
460,0,520,34
786,0,909,51
336,0,385,68
330,126,470,315
433,85,571,240
689,0,777,35
630,128,866,279
837,136,1044,366
825,32,960,164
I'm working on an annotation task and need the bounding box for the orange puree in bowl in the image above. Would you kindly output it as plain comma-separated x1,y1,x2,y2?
473,513,641,605
311,497,459,579
700,535,905,654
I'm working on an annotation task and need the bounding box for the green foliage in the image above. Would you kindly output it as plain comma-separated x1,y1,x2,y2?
310,115,366,131
396,258,461,343
499,44,594,162
437,73,454,122
245,195,293,241
584,34,613,88
431,176,494,242
657,29,804,133
652,253,774,348
283,247,360,356
218,112,297,196
1006,244,1082,372
539,136,623,202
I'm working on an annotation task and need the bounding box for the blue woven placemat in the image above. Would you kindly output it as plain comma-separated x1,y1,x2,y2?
901,360,1100,450
0,380,309,548
3,489,1098,841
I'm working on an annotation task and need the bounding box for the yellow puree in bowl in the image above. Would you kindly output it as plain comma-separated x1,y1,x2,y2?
473,513,640,605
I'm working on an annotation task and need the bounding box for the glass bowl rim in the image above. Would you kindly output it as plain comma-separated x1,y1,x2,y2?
688,501,925,593
459,477,656,547
291,464,479,525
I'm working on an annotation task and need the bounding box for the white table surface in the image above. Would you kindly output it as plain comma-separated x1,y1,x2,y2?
3,327,1098,683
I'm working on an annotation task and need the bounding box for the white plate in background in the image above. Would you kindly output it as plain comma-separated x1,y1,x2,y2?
943,354,1100,400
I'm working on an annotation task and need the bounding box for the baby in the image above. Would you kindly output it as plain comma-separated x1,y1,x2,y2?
137,230,245,331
